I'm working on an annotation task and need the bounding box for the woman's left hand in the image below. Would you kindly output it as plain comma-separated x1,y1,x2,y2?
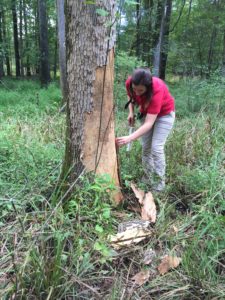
116,136,132,147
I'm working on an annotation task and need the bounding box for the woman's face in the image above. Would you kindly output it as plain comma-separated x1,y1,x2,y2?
132,84,147,96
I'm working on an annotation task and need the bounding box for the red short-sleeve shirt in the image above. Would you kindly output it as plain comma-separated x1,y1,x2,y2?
125,76,175,117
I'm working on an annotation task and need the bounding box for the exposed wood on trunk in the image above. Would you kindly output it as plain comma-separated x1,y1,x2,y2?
62,1,122,204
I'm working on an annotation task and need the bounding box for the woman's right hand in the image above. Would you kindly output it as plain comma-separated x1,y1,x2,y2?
127,113,135,126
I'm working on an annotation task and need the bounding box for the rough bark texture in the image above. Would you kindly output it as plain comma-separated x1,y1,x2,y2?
62,0,122,203
57,0,67,101
12,0,21,77
38,0,50,85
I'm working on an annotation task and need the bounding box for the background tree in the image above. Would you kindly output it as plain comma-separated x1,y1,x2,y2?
61,0,122,203
0,7,4,79
12,0,20,77
153,0,172,79
56,0,66,101
38,0,50,85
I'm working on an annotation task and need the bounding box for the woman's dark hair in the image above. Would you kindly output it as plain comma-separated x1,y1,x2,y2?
130,67,153,103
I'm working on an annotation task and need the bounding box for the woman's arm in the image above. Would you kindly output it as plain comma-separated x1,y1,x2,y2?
116,113,157,146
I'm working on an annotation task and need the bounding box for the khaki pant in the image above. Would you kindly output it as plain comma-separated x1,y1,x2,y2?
141,111,175,191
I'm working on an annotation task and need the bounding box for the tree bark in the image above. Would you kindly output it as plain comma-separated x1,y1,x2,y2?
38,0,50,85
62,0,122,204
56,0,67,101
12,0,21,77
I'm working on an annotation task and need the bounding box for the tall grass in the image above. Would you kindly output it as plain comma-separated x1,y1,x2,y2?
0,71,225,299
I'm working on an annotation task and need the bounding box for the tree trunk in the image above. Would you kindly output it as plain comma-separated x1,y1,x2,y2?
222,29,225,76
151,0,164,68
136,0,141,58
142,0,154,65
61,1,122,204
12,0,21,77
2,9,11,76
53,30,57,80
0,9,4,79
38,0,50,85
207,27,217,77
56,0,67,101
153,0,172,79
35,3,39,75
19,0,24,76
23,0,31,76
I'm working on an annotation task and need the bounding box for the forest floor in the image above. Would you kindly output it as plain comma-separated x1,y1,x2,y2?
0,76,225,299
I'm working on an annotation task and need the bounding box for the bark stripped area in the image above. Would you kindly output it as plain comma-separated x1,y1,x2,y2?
63,0,122,203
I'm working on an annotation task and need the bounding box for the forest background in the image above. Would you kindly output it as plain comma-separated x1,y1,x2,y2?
0,0,224,299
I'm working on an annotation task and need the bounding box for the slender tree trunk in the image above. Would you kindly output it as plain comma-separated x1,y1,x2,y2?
35,4,39,75
222,29,225,76
136,0,141,58
142,0,154,65
38,0,50,85
151,0,164,68
197,40,203,78
53,30,57,80
207,27,217,77
61,0,122,203
23,0,31,76
2,9,11,76
0,9,4,79
12,0,21,77
19,0,24,76
153,0,172,79
56,0,67,101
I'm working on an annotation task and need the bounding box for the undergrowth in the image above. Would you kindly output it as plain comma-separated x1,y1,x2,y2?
0,71,225,299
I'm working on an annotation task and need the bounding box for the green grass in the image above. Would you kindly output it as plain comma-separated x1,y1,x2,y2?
0,75,225,299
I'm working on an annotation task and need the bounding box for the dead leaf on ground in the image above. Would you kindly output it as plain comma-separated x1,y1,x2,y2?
131,270,150,286
141,192,156,223
158,255,182,275
108,228,152,250
131,182,145,204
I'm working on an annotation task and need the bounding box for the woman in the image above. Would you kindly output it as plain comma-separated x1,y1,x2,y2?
116,68,175,191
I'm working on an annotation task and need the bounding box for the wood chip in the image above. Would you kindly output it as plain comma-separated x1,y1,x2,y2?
130,182,145,204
